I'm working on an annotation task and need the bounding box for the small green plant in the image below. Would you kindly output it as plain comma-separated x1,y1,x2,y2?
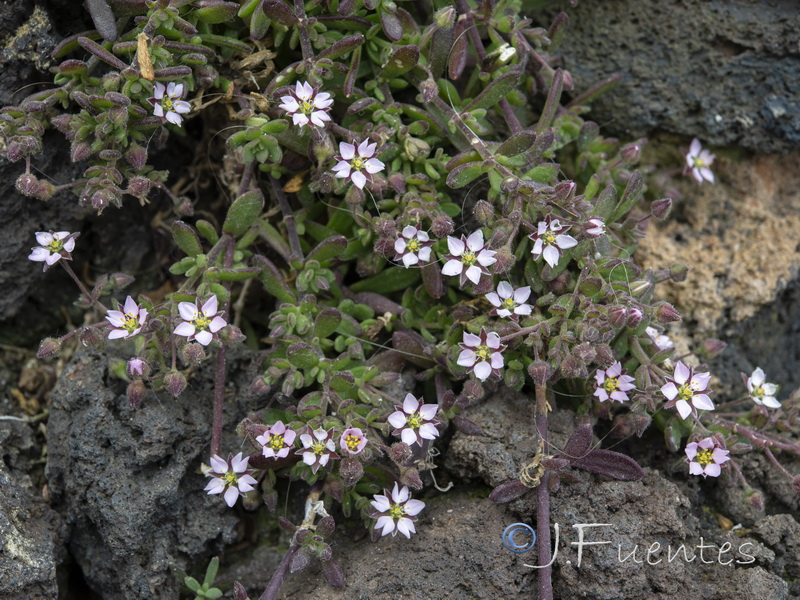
184,556,223,600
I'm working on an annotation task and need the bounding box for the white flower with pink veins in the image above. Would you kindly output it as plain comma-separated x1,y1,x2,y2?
174,296,227,346
148,82,191,126
278,81,333,128
331,139,385,189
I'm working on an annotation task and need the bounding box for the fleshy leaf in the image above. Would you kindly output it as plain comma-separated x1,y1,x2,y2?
380,45,419,79
571,449,645,481
488,480,529,503
463,71,520,112
171,221,203,257
223,190,264,237
559,424,593,461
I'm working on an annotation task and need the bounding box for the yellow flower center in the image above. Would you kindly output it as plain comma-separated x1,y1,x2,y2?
388,503,406,519
603,377,620,393
542,231,556,245
753,386,764,398
407,239,420,252
692,156,707,168
344,434,361,452
161,97,175,112
677,383,695,402
192,313,211,330
462,250,477,266
407,412,423,430
47,239,64,253
269,434,285,450
695,448,713,467
475,345,491,361
122,312,140,333
502,297,516,310
311,440,326,456
223,472,237,486
300,100,314,113
351,157,365,170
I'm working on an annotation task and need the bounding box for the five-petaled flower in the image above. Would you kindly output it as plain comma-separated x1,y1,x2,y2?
645,326,674,351
388,393,439,447
458,328,506,382
685,437,729,478
394,226,432,267
256,421,297,459
278,81,333,128
661,361,714,420
486,281,532,320
204,453,258,508
685,138,715,184
585,218,606,238
370,482,425,539
106,296,148,339
28,231,76,271
529,218,578,268
128,358,146,378
174,296,227,346
296,427,339,474
594,361,636,403
332,139,385,189
744,367,780,409
148,82,191,126
441,230,496,286
339,427,367,455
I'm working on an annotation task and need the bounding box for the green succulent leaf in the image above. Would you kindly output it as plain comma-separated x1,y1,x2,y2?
223,190,265,237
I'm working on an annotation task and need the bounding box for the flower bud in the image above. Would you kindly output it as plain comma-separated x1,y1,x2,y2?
127,176,151,198
164,371,187,398
629,280,651,297
219,325,246,345
339,457,363,487
702,338,727,358
528,360,551,386
401,467,423,490
607,306,627,328
345,185,364,205
655,302,681,323
16,173,40,198
125,144,148,170
626,307,643,328
403,136,431,160
233,581,250,600
504,368,524,390
195,64,218,89
35,180,56,201
375,218,396,238
37,337,62,359
389,442,413,465
473,200,494,225
746,490,764,511
669,263,688,283
79,326,105,348
631,413,651,437
70,141,92,162
127,357,149,377
462,379,484,402
127,380,146,409
312,132,336,164
573,342,596,364
387,172,406,194
373,237,395,258
650,198,673,220
180,342,206,366
491,247,516,274
620,143,641,165
560,354,587,379
594,344,615,368
431,215,454,238
434,5,456,28
553,181,576,202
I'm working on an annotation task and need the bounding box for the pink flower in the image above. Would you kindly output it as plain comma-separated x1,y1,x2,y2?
457,328,506,382
204,453,258,507
256,421,297,459
394,226,432,267
278,81,333,128
296,427,339,474
685,138,715,184
529,218,578,268
387,393,439,447
645,326,674,351
148,82,191,126
127,358,147,377
585,218,605,237
660,360,714,420
370,482,425,538
28,231,77,271
486,281,532,320
331,139,385,189
106,296,148,339
685,438,729,478
744,367,780,409
441,230,496,286
593,361,636,403
339,427,367,455
174,296,227,346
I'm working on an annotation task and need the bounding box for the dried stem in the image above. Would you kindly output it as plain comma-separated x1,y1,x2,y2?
534,382,553,600
60,260,108,312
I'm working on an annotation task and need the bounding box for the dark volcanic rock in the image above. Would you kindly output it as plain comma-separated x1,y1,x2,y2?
555,0,800,153
45,348,264,599
0,462,66,600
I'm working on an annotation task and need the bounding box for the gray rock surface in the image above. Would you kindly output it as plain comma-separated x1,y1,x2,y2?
45,348,264,599
554,0,800,153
